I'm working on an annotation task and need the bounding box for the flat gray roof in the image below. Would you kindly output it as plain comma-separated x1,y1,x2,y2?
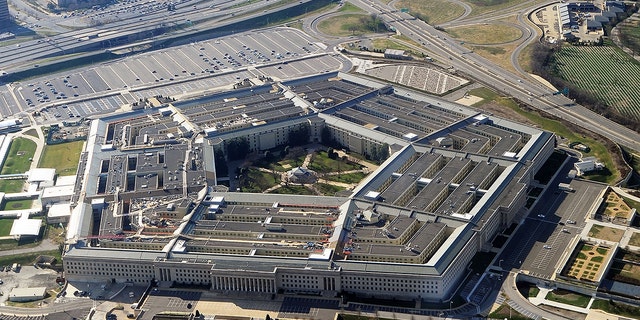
406,157,472,212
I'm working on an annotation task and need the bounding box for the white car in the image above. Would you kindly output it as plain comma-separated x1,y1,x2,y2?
537,214,545,218
543,245,552,249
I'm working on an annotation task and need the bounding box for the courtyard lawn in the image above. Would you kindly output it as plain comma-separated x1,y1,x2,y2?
240,168,280,193
588,224,624,242
0,199,34,211
315,183,345,196
38,140,84,176
308,151,362,174
0,179,25,193
545,289,591,308
0,219,13,236
324,172,368,184
630,232,640,247
0,138,37,174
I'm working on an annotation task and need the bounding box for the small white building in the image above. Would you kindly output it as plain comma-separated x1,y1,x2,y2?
9,287,47,302
47,202,72,224
27,168,56,189
10,213,42,240
574,157,604,176
41,185,74,205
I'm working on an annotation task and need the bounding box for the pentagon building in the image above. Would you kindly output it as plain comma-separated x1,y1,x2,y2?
63,72,555,302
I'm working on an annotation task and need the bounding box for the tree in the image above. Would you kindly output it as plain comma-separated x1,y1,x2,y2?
226,137,250,160
288,124,310,146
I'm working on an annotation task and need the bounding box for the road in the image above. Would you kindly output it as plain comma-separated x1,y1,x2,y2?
503,272,572,320
0,0,314,75
348,0,640,152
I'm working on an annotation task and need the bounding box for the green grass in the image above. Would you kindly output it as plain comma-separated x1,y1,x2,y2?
371,38,415,53
552,45,640,121
469,87,619,184
308,151,362,174
270,185,314,195
1,138,37,174
315,183,345,196
338,2,364,13
240,168,280,193
0,249,61,267
0,219,14,236
630,232,640,247
395,0,465,25
488,303,530,320
447,24,522,45
0,179,25,193
591,299,640,318
38,140,84,176
317,14,385,37
0,199,34,211
23,128,39,138
529,286,540,297
545,289,591,308
589,224,602,237
324,172,368,184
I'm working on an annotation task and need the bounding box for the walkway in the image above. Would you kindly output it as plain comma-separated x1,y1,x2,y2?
529,286,594,314
0,238,59,257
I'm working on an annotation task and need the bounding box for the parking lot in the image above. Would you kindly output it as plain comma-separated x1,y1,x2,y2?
8,27,349,123
495,158,606,278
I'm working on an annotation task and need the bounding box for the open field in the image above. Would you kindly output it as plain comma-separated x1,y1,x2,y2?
447,24,522,44
38,140,84,176
0,138,37,175
371,38,416,54
545,289,591,308
464,0,550,17
394,0,465,25
470,42,520,74
469,87,620,184
317,14,375,37
588,224,624,242
551,45,640,121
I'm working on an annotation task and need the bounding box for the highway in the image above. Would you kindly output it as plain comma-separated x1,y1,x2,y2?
0,0,310,75
350,0,640,152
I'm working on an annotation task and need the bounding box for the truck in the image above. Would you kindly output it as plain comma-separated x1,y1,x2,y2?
11,263,20,272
